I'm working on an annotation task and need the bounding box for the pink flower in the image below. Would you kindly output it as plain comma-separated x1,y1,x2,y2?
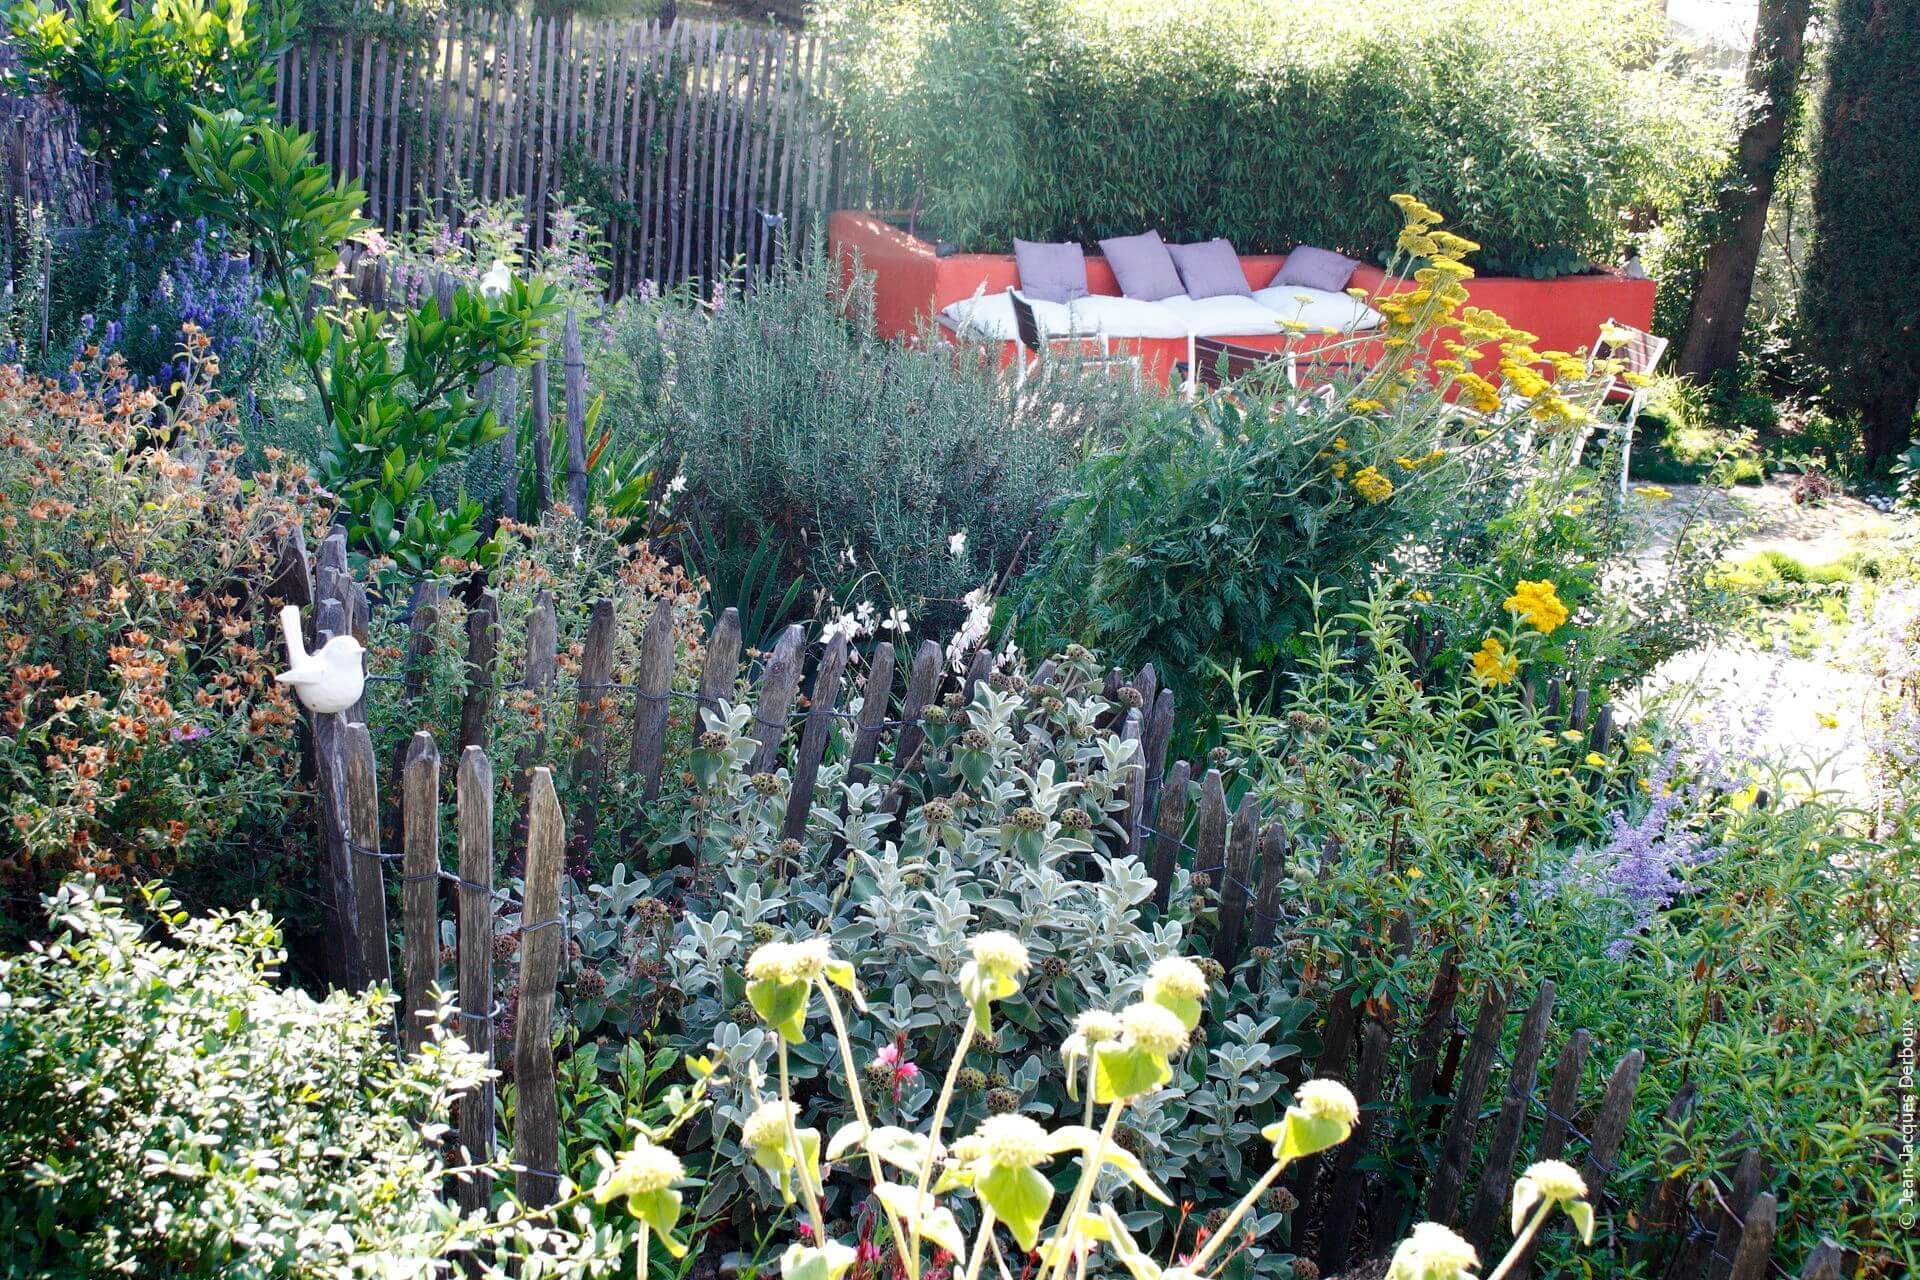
875,1043,904,1068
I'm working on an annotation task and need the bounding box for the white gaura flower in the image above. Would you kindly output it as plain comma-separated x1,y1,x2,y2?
882,606,910,634
948,530,968,558
665,472,687,494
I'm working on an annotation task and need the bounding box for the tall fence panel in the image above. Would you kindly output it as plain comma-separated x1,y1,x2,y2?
274,16,867,296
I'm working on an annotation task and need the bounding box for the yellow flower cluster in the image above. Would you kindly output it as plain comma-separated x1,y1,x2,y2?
1504,579,1569,634
1351,465,1394,504
1470,637,1518,686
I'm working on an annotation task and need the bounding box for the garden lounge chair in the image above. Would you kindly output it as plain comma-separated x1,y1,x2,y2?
1007,289,1141,389
1589,318,1669,494
1176,336,1341,407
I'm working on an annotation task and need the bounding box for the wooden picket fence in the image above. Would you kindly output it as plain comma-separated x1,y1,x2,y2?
1285,960,1847,1280
274,15,877,296
270,529,1845,1275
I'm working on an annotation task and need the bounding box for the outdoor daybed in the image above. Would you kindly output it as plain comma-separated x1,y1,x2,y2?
829,211,1659,389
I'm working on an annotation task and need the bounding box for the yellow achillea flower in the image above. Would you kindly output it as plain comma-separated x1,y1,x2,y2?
1455,372,1503,414
1504,579,1569,634
1411,589,1433,603
1470,637,1518,686
1348,399,1385,414
1633,485,1673,502
1330,460,1349,478
1351,466,1394,504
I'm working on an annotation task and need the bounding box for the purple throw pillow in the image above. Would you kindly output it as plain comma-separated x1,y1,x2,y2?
1167,238,1252,299
1098,230,1184,301
1014,239,1089,303
1274,245,1360,293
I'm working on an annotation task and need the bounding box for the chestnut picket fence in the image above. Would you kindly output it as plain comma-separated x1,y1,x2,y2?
268,528,1844,1275
273,15,885,296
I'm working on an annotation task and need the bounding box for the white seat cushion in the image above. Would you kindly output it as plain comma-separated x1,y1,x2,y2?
1157,293,1290,338
938,292,1074,341
1065,294,1191,339
1250,285,1383,333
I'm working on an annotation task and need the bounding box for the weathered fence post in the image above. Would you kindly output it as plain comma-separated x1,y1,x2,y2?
530,356,552,516
1628,1082,1700,1268
455,746,497,1213
401,731,440,1056
885,639,945,800
1250,822,1288,952
563,308,588,516
1463,981,1556,1249
311,707,362,991
1149,760,1191,911
569,598,617,854
1134,687,1175,858
1425,982,1510,1223
749,624,806,775
460,590,499,750
514,767,566,1207
626,600,678,801
1211,792,1260,967
512,590,558,853
1317,1020,1391,1272
784,631,849,840
342,721,391,991
696,607,743,720
845,639,896,784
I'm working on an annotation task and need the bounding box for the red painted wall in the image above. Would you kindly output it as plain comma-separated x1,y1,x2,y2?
829,210,1657,387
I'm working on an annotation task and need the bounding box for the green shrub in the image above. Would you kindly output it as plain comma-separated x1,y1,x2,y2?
1017,206,1670,721
185,111,565,578
604,253,1161,639
0,880,629,1278
6,0,290,216
821,0,1722,277
1227,597,1916,1274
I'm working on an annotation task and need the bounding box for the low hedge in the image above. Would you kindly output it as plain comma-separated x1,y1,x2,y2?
821,0,1720,279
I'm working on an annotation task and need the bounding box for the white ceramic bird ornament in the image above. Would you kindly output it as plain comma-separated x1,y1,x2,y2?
276,604,367,715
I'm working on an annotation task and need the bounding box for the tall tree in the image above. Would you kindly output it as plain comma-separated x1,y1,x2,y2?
1802,0,1920,468
1675,0,1814,378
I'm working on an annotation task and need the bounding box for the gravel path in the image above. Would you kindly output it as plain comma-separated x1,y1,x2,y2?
1631,479,1898,799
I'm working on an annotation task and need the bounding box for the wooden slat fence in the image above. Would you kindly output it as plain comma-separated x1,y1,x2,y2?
280,536,1845,1277
276,16,873,296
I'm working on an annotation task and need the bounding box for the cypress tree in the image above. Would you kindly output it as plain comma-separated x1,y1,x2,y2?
1801,0,1920,469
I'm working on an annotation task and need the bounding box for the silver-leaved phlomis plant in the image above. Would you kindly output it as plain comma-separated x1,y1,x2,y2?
597,932,1596,1280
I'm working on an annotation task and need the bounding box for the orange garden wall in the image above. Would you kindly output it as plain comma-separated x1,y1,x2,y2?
829,210,1657,387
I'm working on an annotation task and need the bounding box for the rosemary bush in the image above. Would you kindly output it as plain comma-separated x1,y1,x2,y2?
599,252,1168,635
